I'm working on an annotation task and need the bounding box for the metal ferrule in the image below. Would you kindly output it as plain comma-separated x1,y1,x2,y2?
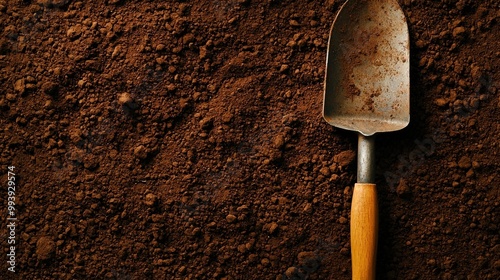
357,134,375,183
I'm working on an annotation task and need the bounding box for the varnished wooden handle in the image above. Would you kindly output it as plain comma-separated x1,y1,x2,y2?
351,183,378,280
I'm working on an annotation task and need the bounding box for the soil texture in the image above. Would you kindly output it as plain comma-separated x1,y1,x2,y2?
0,0,499,279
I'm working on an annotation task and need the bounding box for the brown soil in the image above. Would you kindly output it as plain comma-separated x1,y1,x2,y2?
1,0,499,279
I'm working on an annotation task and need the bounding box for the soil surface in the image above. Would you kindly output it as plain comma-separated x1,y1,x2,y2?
1,0,499,279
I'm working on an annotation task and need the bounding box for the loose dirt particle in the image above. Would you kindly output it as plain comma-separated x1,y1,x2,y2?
457,156,472,169
144,193,157,207
334,150,356,167
67,25,82,40
285,266,299,277
396,179,411,198
226,214,237,223
338,216,347,224
133,145,148,159
36,236,55,261
14,78,25,93
118,92,133,106
6,93,16,101
452,26,466,38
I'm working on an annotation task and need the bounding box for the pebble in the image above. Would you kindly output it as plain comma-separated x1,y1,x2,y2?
36,236,55,261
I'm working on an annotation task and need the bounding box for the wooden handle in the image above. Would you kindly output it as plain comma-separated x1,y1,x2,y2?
351,183,378,280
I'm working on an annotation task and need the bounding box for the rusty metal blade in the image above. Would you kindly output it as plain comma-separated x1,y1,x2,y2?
323,0,410,136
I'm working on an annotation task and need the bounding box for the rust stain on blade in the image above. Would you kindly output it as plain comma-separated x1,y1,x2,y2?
323,0,410,136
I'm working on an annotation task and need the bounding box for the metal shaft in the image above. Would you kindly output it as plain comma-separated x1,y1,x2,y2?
357,134,375,183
